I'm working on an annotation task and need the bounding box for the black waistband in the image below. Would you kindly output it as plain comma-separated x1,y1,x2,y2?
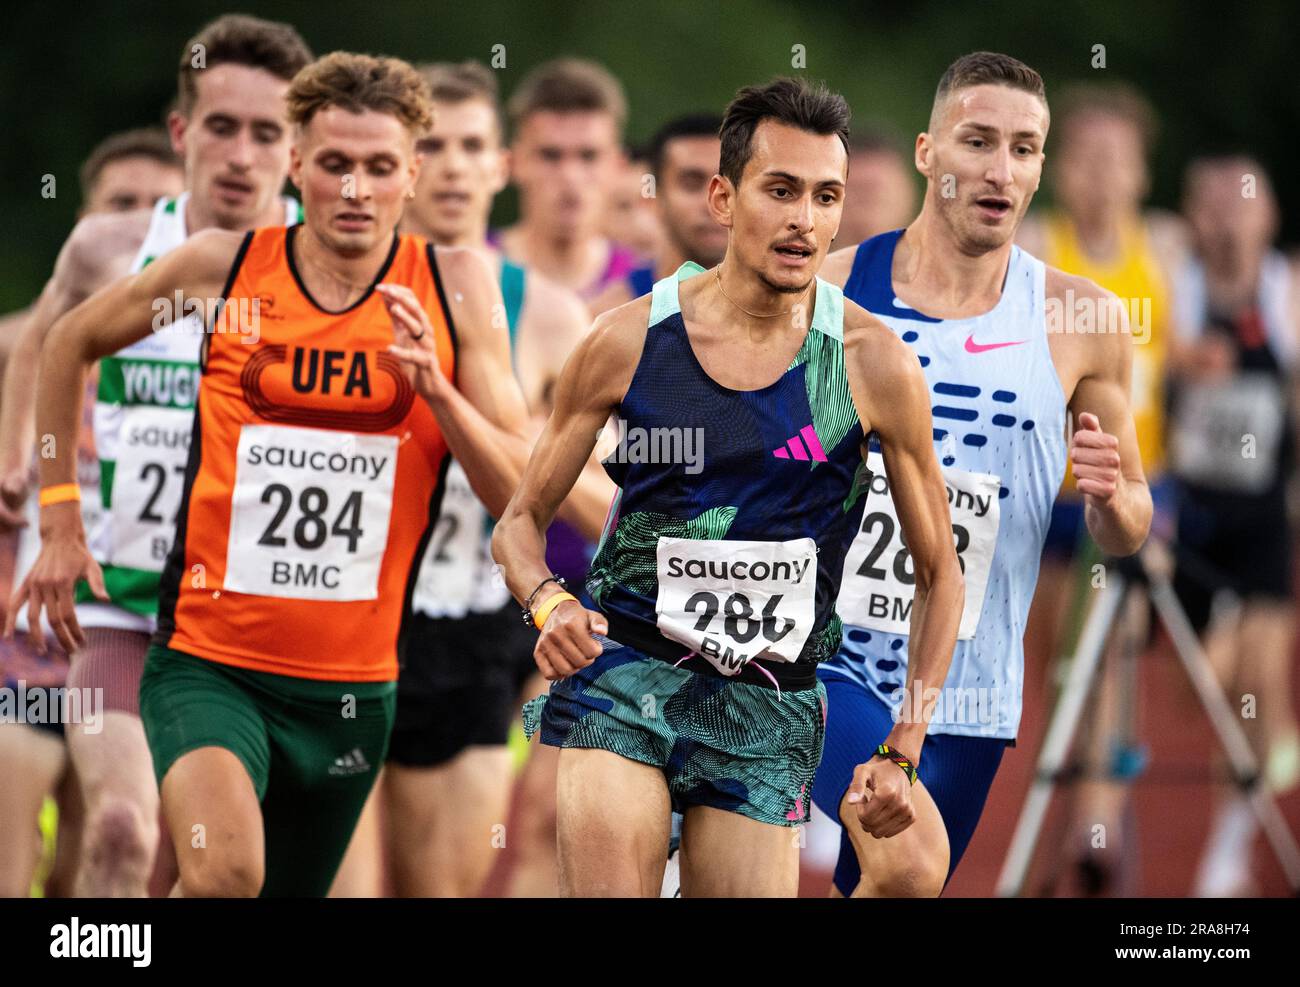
604,613,818,691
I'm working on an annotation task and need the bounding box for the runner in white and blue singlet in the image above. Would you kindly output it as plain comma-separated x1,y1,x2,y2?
813,52,1153,897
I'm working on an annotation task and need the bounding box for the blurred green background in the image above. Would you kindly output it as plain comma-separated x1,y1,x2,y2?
1,0,1295,310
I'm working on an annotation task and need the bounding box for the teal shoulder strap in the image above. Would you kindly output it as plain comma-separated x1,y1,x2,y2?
648,261,705,327
499,259,526,347
810,277,844,341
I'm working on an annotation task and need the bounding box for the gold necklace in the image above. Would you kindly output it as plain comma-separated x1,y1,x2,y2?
713,264,811,319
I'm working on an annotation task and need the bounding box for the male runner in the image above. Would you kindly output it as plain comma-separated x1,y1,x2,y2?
1168,154,1299,895
0,129,193,521
497,58,641,303
375,59,607,898
9,50,532,898
813,51,1153,897
0,127,183,898
495,53,631,628
0,14,311,898
493,76,964,897
589,113,728,315
574,110,732,896
835,127,918,248
603,143,663,265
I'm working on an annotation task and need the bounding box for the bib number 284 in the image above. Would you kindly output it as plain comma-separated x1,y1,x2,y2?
224,425,398,601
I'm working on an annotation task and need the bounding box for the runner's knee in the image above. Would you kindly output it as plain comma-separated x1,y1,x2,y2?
180,845,263,898
867,853,947,898
84,796,157,874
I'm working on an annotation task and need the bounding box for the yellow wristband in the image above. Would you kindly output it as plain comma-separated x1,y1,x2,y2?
38,483,81,507
533,591,579,629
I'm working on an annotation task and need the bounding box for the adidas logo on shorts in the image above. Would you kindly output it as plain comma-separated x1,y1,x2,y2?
328,747,371,777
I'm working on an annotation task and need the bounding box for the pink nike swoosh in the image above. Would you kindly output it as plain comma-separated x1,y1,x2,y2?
964,334,1029,354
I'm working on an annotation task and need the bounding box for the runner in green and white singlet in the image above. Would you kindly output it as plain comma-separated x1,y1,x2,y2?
0,14,313,897
80,191,301,631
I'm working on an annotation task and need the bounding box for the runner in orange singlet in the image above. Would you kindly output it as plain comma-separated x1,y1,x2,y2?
7,51,531,897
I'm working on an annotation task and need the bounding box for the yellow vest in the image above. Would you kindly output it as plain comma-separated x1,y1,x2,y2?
1045,212,1169,480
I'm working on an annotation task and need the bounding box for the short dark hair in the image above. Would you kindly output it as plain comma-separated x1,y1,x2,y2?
849,120,909,159
648,113,723,179
1054,81,1157,155
177,14,314,116
79,127,180,202
931,51,1046,128
1184,151,1275,200
506,58,626,135
719,77,850,186
418,61,503,139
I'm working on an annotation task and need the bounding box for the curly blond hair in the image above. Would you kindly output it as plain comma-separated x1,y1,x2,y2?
286,52,434,135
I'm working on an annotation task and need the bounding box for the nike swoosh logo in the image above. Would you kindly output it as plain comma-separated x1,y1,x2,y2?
964,334,1029,354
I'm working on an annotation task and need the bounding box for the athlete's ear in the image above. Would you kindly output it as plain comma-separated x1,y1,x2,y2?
489,147,509,197
167,110,188,159
406,142,422,197
288,143,304,193
914,132,932,179
706,174,735,230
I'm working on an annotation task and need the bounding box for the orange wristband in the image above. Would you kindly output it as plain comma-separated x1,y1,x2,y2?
533,591,579,629
38,483,81,507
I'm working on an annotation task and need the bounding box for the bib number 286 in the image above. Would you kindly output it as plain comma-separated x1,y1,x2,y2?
683,591,795,644
655,536,817,676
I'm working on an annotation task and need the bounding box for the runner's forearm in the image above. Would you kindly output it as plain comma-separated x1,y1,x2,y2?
555,459,616,542
492,504,560,608
0,314,41,475
1084,476,1151,556
887,556,963,761
423,376,529,519
492,429,600,608
34,314,93,537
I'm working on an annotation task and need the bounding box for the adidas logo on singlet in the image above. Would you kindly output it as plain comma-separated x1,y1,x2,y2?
772,424,827,462
328,747,371,777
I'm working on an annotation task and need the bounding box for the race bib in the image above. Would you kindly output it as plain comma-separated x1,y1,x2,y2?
655,536,817,676
411,461,503,619
1171,373,1285,493
224,424,397,601
838,451,999,640
108,406,193,572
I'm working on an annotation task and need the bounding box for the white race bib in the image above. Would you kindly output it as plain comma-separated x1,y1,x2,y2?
411,461,505,619
108,406,193,572
838,451,999,640
224,424,397,601
1172,373,1285,493
655,536,817,676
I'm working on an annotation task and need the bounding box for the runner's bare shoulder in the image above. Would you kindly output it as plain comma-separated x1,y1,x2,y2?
1044,265,1129,328
1043,264,1133,368
56,207,153,294
842,296,925,420
520,268,592,348
818,243,858,288
151,227,249,299
561,291,653,411
843,296,909,362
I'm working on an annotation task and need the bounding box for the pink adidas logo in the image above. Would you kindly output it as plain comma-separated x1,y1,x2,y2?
773,424,827,462
786,782,808,822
